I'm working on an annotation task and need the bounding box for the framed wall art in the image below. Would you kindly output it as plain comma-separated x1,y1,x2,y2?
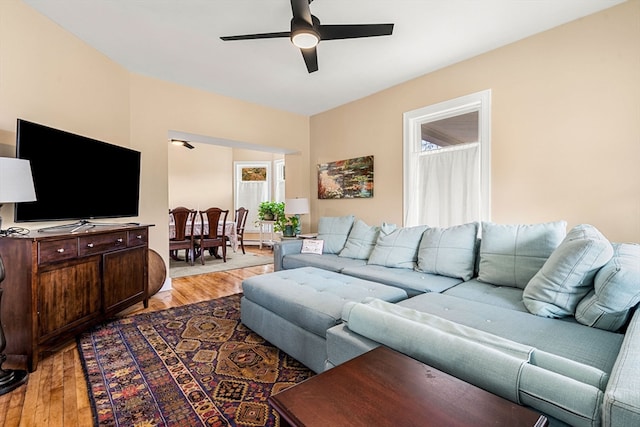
317,155,374,199
241,167,267,181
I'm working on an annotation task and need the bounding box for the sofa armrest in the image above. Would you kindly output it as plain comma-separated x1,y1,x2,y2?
603,308,640,426
273,240,303,271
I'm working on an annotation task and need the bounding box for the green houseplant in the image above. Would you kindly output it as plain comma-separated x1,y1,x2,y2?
276,214,300,237
257,201,285,222
257,201,300,236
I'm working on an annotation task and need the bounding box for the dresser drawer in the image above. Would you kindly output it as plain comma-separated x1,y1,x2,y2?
38,238,78,264
127,228,148,247
78,232,127,256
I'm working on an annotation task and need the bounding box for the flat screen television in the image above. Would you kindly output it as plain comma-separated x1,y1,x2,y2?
15,119,141,223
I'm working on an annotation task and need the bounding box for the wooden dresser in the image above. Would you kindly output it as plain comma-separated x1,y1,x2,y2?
0,224,151,371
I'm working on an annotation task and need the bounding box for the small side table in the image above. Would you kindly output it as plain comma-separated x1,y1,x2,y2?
258,220,277,249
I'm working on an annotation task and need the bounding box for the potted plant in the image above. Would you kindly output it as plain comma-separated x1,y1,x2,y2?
276,214,300,237
257,201,285,222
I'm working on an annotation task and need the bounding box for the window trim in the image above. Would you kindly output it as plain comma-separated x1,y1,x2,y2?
403,90,492,226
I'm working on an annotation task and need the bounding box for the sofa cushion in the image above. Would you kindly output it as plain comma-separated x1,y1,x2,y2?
443,279,528,312
416,222,478,281
282,253,366,272
478,221,567,289
342,264,462,296
242,267,407,338
575,243,640,331
367,225,428,269
343,298,531,403
396,293,623,375
316,215,355,254
338,219,380,260
524,224,614,318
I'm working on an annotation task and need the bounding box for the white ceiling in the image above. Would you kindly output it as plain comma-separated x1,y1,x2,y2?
24,0,625,116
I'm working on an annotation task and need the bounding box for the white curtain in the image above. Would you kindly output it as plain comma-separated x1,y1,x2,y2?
236,181,268,233
274,159,285,203
409,143,480,228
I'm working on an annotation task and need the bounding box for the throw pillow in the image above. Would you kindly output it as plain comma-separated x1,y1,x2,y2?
478,221,567,288
316,215,355,254
575,243,640,331
367,225,428,269
339,219,380,260
300,239,324,254
416,222,479,281
523,224,614,318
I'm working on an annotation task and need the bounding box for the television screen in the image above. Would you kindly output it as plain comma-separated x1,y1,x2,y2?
15,119,141,223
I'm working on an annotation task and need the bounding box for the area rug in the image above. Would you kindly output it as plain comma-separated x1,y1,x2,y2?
169,252,273,278
78,294,314,426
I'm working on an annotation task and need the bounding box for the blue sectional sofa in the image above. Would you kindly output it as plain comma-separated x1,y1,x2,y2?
265,216,640,427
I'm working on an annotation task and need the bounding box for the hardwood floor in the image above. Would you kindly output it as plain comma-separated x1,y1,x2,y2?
0,247,274,427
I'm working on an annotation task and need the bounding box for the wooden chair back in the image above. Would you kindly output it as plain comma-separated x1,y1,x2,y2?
169,207,195,242
199,208,229,239
235,207,248,235
234,207,249,254
169,206,196,265
196,208,229,264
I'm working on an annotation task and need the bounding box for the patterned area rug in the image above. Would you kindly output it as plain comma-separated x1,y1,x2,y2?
78,294,314,426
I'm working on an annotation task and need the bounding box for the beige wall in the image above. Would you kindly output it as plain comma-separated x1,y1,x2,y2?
168,143,234,210
167,145,284,223
310,1,640,243
0,0,131,229
168,144,274,237
0,1,310,280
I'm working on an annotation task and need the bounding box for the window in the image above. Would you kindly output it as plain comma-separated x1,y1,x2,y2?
274,159,285,203
403,90,491,227
234,161,271,233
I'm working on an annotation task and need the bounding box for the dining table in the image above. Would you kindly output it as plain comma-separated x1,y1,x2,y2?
168,216,239,252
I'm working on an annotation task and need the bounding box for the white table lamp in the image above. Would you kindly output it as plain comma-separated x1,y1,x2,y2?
285,198,309,236
0,158,37,232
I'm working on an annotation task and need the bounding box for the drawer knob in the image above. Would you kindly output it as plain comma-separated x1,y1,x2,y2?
87,243,94,248
136,235,142,239
56,248,65,253
116,238,123,243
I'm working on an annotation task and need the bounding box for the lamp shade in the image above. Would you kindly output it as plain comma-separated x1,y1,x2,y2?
0,158,37,203
285,198,309,215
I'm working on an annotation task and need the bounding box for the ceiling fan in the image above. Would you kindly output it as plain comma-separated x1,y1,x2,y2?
220,0,394,73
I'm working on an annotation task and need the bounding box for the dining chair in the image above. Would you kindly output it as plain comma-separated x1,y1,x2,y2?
234,207,249,254
195,208,229,264
169,207,196,265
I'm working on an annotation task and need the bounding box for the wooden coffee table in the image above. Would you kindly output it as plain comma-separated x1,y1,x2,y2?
269,346,548,427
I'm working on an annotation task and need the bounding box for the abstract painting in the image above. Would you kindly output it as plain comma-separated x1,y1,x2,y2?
317,155,374,199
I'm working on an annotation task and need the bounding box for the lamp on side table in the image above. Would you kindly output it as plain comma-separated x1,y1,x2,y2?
0,157,37,395
284,198,309,237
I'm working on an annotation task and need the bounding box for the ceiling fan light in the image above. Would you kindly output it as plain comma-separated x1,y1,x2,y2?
292,31,319,49
169,139,195,149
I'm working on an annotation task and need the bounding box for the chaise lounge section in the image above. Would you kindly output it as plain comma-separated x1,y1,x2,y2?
241,266,408,373
248,216,640,426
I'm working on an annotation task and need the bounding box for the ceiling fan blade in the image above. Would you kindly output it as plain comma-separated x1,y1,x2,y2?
220,31,290,41
290,0,313,25
318,23,394,40
300,47,318,73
